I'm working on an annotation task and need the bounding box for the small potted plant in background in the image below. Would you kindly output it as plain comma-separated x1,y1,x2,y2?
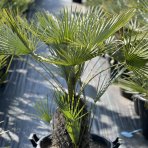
117,75,148,139
0,5,147,148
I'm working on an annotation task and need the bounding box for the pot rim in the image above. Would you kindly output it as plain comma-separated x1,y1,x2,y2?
36,133,113,148
132,94,148,102
91,133,113,148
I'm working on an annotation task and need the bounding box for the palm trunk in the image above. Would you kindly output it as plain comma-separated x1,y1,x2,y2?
51,99,90,148
51,109,73,148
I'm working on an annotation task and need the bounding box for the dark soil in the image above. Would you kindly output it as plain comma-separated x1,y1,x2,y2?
38,138,109,148
90,138,108,148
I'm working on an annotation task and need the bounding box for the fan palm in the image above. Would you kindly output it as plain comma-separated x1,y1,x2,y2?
0,7,147,148
0,0,34,14
85,0,148,46
116,32,148,97
85,0,148,14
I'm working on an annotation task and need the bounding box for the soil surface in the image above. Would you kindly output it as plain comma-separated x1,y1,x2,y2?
90,141,108,148
38,138,109,148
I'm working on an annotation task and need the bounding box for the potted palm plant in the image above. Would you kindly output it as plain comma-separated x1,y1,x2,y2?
0,6,147,148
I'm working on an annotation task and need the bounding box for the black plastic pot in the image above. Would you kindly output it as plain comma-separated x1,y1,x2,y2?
120,89,138,101
29,133,121,148
133,95,148,139
36,135,51,148
90,134,113,148
138,96,148,138
29,134,51,148
132,96,139,115
73,0,82,4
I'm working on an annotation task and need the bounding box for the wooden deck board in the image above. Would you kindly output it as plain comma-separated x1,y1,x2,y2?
0,1,148,147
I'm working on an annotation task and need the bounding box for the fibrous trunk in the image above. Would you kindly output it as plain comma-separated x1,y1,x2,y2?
51,99,90,148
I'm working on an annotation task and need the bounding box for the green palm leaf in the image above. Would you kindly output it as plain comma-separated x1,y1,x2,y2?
0,25,30,55
0,9,38,55
35,97,53,123
117,77,148,97
0,8,135,66
138,0,148,13
122,33,148,78
32,8,135,66
0,55,13,84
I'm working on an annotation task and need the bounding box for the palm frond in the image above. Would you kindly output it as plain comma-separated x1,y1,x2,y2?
31,8,135,66
0,55,9,69
128,17,148,33
117,76,148,97
0,0,34,13
0,25,30,55
86,0,137,14
122,32,148,78
35,96,53,123
0,8,135,66
0,9,38,56
80,57,125,102
138,0,148,13
0,55,13,84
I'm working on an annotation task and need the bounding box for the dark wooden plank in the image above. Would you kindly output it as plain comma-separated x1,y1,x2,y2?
0,1,148,148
